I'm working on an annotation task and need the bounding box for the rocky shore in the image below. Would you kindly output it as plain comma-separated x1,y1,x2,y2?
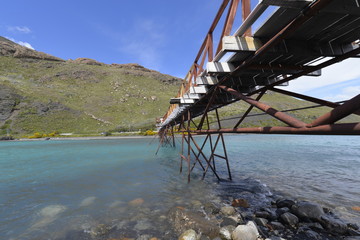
55,188,359,240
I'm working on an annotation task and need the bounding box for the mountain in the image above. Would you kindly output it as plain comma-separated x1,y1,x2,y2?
0,37,182,137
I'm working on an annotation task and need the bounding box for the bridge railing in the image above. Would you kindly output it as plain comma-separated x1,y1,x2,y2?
162,0,251,122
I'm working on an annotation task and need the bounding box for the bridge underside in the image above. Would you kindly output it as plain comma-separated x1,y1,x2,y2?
158,0,360,181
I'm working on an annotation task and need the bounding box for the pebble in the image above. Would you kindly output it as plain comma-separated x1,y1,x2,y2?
221,206,236,216
231,221,259,240
178,229,199,240
276,199,295,209
255,211,271,219
270,221,285,231
280,212,299,227
219,225,235,240
220,217,238,227
232,199,250,208
255,218,268,227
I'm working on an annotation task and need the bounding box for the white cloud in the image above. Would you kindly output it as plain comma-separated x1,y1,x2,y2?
282,58,360,93
7,26,32,34
323,85,360,102
5,36,35,50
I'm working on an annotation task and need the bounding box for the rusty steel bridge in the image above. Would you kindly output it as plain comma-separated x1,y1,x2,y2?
157,0,360,182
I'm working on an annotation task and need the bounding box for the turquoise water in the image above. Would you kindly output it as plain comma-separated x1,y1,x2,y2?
0,135,359,239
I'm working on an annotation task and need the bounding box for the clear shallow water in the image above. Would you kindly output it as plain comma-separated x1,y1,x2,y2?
0,135,359,239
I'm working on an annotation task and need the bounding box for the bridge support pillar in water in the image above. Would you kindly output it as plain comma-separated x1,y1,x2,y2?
177,110,232,182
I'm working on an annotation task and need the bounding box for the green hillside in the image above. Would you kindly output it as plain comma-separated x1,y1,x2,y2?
0,37,181,137
0,36,358,138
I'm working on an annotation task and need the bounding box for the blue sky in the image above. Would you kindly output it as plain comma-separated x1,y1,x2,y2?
1,0,359,102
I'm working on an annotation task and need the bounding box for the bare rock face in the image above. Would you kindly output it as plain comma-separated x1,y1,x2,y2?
0,36,63,61
168,207,220,238
0,85,21,121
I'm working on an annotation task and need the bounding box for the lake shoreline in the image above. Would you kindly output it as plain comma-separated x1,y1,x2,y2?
5,135,158,142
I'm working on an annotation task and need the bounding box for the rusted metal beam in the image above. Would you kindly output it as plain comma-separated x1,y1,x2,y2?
195,0,231,63
309,94,360,127
219,85,307,128
234,90,266,128
197,87,219,130
193,122,360,135
242,0,251,36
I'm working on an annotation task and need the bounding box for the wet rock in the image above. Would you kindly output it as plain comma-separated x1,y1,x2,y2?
320,215,348,234
231,221,259,240
128,198,144,207
255,211,271,219
178,229,199,240
275,207,289,217
300,222,324,231
136,235,152,240
276,199,295,209
270,221,285,231
304,230,322,240
291,201,324,221
134,219,151,231
203,202,220,215
168,207,219,238
265,237,287,240
345,237,360,240
220,217,238,227
221,206,236,216
280,212,298,227
89,224,112,237
255,218,268,227
232,199,250,208
348,223,360,230
219,225,236,240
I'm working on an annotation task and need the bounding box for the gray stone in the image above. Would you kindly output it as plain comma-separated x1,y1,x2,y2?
270,221,285,231
291,201,324,221
231,221,259,240
136,235,152,240
168,207,219,238
219,225,236,240
276,199,295,209
305,230,322,240
345,237,360,240
275,207,289,217
220,217,238,227
204,202,220,215
178,229,199,240
320,215,348,234
221,206,236,216
280,212,299,227
255,218,268,227
255,211,271,219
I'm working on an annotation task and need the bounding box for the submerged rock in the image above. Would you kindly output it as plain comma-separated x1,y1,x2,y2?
232,199,250,208
231,221,259,240
276,199,295,209
219,225,235,240
128,198,145,207
221,206,236,216
178,229,199,240
168,207,219,238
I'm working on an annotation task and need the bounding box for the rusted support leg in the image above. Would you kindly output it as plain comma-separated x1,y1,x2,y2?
171,125,175,147
309,94,360,127
219,85,307,128
220,133,232,180
189,134,221,181
187,111,191,182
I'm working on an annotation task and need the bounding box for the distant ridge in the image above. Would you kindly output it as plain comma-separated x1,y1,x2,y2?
0,36,63,61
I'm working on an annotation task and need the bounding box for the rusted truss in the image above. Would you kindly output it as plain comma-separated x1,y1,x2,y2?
158,0,360,181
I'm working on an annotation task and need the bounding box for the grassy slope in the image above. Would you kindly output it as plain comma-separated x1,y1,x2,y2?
0,56,179,136
1,55,358,137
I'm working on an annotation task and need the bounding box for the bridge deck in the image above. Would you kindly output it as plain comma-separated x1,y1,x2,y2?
160,0,360,130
